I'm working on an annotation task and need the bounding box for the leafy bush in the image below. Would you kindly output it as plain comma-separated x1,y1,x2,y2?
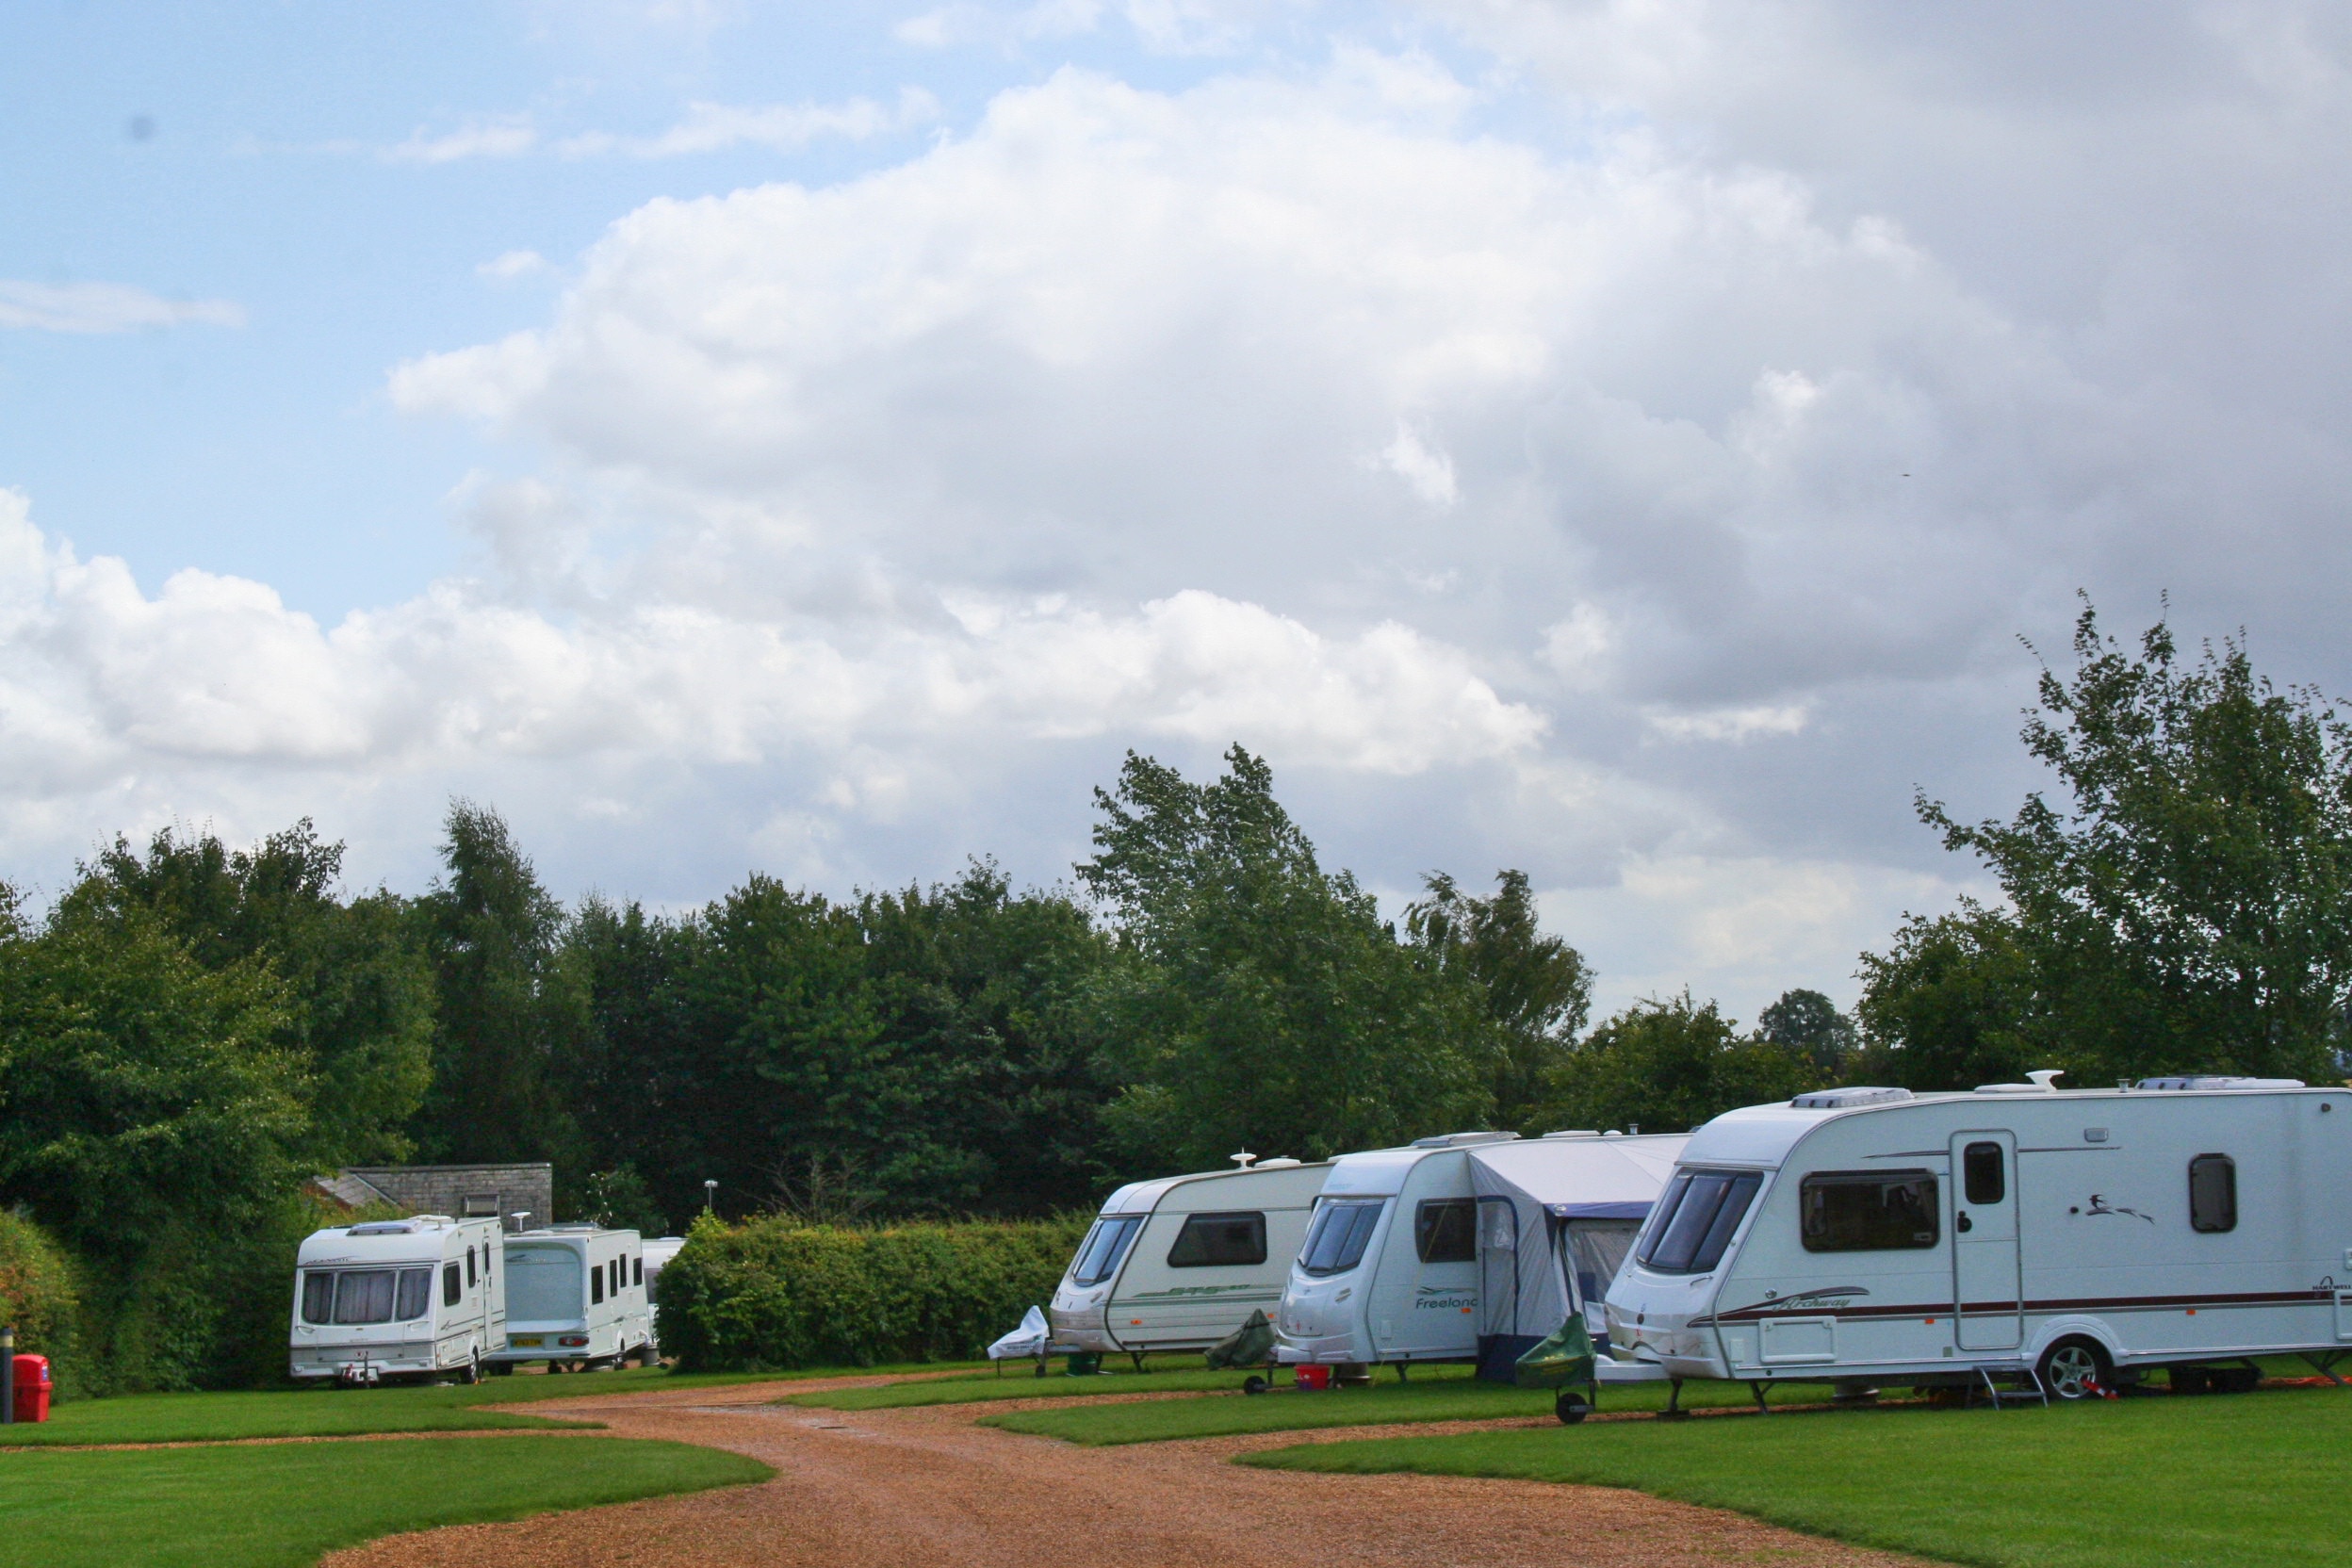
0,1208,80,1389
655,1211,1089,1371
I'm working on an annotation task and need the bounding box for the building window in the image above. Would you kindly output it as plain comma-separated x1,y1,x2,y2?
1963,1142,2005,1206
2188,1154,2237,1233
1414,1199,1478,1264
1800,1171,1939,1252
462,1194,499,1217
1167,1211,1267,1267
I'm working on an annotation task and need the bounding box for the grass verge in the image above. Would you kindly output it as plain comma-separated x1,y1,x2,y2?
0,1435,772,1568
1245,1382,2352,1568
8,1360,987,1446
978,1365,1832,1444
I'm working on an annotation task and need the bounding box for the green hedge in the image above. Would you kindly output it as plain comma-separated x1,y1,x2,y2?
656,1211,1090,1371
0,1209,80,1387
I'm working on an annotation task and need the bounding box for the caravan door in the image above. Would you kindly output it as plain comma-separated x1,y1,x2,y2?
1951,1131,2021,1350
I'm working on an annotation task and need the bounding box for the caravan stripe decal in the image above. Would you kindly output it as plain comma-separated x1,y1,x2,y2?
1703,1287,2330,1326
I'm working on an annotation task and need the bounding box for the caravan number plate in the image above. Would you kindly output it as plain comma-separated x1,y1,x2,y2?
511,1336,544,1348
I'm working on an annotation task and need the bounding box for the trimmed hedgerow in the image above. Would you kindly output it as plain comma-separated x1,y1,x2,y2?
656,1210,1088,1371
0,1208,81,1387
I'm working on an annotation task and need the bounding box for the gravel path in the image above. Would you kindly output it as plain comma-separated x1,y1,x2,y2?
322,1378,1935,1568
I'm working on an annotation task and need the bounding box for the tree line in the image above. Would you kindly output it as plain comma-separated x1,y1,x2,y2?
2,601,2346,1391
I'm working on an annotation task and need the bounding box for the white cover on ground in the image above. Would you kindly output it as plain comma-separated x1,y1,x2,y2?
988,1304,1052,1360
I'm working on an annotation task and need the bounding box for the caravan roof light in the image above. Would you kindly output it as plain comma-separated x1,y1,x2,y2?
1788,1087,1913,1110
2134,1075,2308,1091
348,1221,416,1235
1409,1131,1522,1148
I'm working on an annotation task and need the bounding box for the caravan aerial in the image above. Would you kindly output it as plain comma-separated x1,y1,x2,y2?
289,1216,507,1385
1606,1074,2352,1402
1277,1130,1687,1373
1050,1155,1331,1363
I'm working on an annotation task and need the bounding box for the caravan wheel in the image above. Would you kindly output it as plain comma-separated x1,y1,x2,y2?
2036,1337,2112,1400
460,1351,481,1385
1555,1392,1592,1425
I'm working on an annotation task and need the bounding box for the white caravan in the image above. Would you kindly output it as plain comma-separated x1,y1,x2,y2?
1606,1075,2352,1401
491,1225,655,1370
289,1216,506,1384
641,1235,687,1350
1050,1158,1331,1361
1470,1133,1690,1378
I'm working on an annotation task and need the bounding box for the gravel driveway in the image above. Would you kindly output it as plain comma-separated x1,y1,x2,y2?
322,1377,1931,1568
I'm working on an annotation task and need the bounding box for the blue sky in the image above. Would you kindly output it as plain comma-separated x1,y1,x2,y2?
4,2,2348,1021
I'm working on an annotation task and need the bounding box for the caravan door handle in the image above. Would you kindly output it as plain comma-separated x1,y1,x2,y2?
1955,1212,1973,1233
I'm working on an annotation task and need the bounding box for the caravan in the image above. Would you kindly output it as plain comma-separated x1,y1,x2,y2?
1606,1076,2352,1399
1277,1131,1684,1371
1050,1158,1331,1360
289,1216,506,1384
491,1225,655,1371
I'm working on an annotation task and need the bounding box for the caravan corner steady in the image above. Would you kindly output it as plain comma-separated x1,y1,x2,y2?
1051,1156,1331,1362
1605,1075,2352,1400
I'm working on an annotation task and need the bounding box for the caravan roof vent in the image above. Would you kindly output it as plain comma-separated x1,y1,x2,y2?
1410,1131,1523,1148
1253,1157,1304,1168
1543,1129,1603,1138
1978,1070,2066,1095
2135,1075,2307,1091
1789,1087,1913,1110
348,1221,416,1235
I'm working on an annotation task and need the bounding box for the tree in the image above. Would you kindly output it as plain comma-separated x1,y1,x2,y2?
1861,602,2352,1086
74,821,433,1166
1542,992,1811,1134
1406,870,1592,1132
410,803,586,1168
1079,746,1495,1171
1756,988,1858,1078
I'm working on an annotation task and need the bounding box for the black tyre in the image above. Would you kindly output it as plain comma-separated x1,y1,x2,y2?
486,1360,514,1377
2214,1364,2261,1394
1243,1375,1268,1396
1555,1391,1592,1425
461,1351,482,1385
2037,1337,2112,1400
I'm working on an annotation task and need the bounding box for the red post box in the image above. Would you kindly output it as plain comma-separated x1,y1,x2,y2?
11,1355,50,1423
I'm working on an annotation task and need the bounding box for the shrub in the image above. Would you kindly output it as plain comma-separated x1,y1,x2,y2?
0,1208,81,1394
656,1210,1090,1371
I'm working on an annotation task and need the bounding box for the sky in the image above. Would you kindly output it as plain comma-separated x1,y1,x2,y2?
2,0,2348,1022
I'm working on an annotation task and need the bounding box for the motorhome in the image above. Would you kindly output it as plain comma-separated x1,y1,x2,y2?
1277,1131,1684,1371
289,1216,506,1384
1606,1075,2352,1400
490,1226,655,1371
1470,1133,1689,1377
1050,1157,1331,1361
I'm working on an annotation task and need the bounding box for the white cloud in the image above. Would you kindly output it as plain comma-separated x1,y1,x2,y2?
554,90,940,158
477,251,550,282
0,280,245,334
1644,703,1808,743
384,116,539,165
1379,423,1459,508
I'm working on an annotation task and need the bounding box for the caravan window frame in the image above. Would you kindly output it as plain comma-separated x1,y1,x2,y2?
2188,1153,2237,1233
1166,1211,1268,1268
1413,1199,1478,1265
1298,1198,1385,1277
1636,1169,1762,1275
1070,1215,1145,1286
1799,1169,1939,1252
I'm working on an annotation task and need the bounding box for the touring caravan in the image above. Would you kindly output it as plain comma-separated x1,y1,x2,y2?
641,1235,687,1350
1469,1133,1690,1377
289,1216,507,1384
1050,1158,1331,1360
1606,1075,2352,1400
1278,1131,1685,1371
490,1226,655,1371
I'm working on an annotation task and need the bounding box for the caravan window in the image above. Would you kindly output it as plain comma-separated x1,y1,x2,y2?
1070,1216,1145,1286
1298,1199,1385,1277
443,1263,462,1307
396,1267,432,1321
466,1248,477,1288
324,1270,394,1324
506,1246,582,1321
592,1263,606,1305
1561,1219,1641,1309
1637,1170,1762,1274
1800,1170,1938,1251
633,1255,644,1287
1168,1212,1267,1267
2189,1154,2237,1233
1413,1200,1477,1264
1963,1143,2005,1205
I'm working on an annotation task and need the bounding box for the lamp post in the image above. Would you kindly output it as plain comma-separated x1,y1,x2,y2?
703,1179,718,1215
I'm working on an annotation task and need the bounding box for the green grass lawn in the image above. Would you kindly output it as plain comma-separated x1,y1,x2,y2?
1246,1383,2352,1568
4,1360,986,1446
978,1365,1835,1444
0,1435,771,1568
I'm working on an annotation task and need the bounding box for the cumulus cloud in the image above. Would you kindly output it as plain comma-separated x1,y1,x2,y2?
553,90,940,157
0,280,244,334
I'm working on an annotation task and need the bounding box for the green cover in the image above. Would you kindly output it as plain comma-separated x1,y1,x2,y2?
1513,1313,1596,1389
1203,1308,1276,1370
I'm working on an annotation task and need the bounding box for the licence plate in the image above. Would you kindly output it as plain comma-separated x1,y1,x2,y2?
511,1336,543,1347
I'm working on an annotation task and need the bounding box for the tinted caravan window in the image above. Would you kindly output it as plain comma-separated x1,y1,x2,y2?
591,1263,605,1305
443,1262,462,1307
1167,1212,1267,1267
1801,1171,1938,1251
396,1266,432,1321
1414,1200,1477,1264
1636,1170,1761,1274
1298,1199,1385,1277
2189,1154,2237,1233
1070,1216,1144,1286
302,1271,335,1325
1963,1142,2005,1205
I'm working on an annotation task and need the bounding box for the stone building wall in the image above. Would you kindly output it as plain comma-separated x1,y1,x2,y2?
339,1164,555,1231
